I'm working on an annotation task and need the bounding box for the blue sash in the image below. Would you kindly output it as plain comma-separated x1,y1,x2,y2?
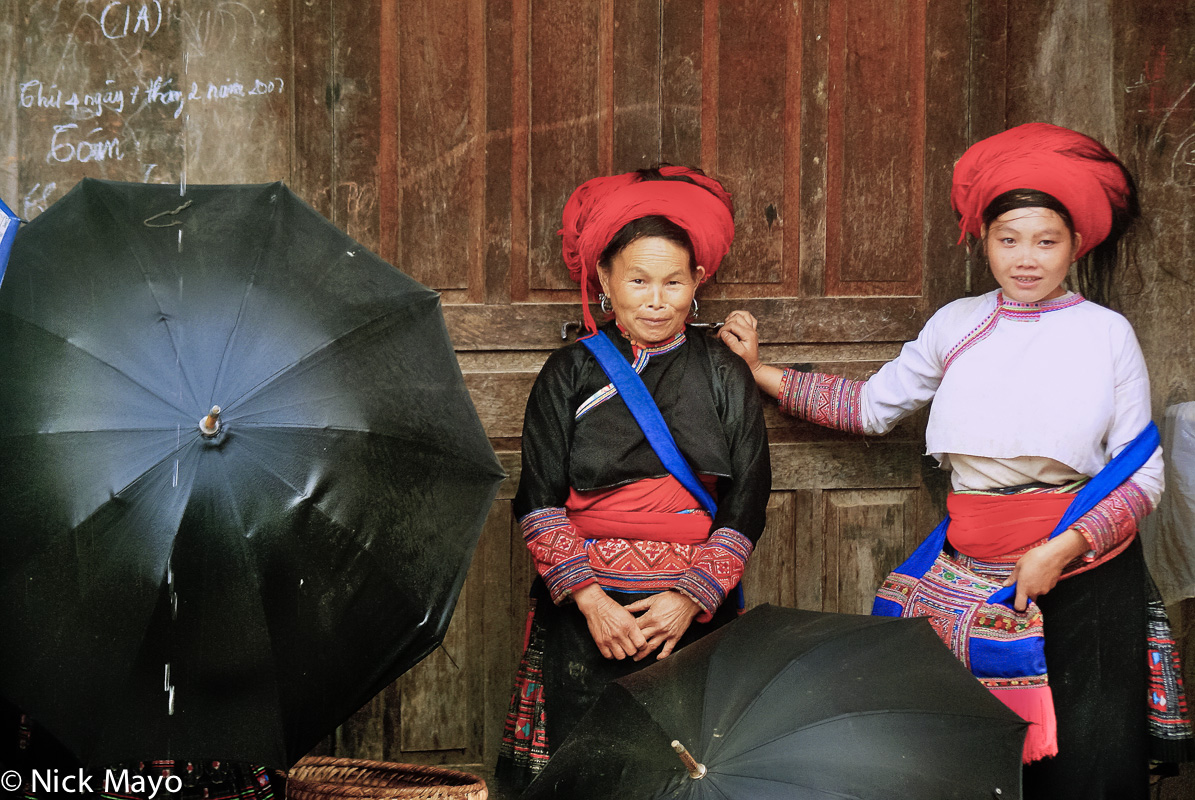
580,331,717,515
580,330,744,609
0,196,19,289
873,420,1159,616
870,422,1159,761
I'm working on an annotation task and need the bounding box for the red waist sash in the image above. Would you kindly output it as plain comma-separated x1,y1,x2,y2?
946,492,1073,561
566,475,715,545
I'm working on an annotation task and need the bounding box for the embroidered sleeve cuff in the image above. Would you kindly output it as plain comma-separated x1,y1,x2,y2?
675,527,755,622
778,369,866,434
519,507,597,603
1070,480,1155,560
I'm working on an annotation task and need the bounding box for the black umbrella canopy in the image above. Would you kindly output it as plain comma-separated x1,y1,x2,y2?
0,179,505,769
524,604,1026,800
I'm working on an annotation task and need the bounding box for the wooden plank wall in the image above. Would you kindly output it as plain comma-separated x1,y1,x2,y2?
0,0,965,777
294,0,970,775
4,0,1193,793
0,2,17,202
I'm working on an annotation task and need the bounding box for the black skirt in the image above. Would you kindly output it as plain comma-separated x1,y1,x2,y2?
494,579,737,796
1021,537,1148,800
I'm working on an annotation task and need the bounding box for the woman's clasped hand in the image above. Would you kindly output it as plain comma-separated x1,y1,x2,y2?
572,583,700,661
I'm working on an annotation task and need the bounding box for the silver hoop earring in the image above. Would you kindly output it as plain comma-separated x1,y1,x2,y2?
598,293,612,314
689,297,699,318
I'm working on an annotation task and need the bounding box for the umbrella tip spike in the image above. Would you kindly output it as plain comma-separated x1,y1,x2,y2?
670,740,707,780
199,406,222,437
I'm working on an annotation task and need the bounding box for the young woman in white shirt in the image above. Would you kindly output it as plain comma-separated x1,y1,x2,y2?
721,123,1174,800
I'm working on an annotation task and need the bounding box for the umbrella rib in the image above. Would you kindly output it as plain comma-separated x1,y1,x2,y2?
226,433,369,534
703,622,941,757
226,426,500,534
219,300,436,412
704,630,865,757
210,452,293,739
716,707,1021,761
93,184,206,409
704,778,736,800
232,424,504,479
61,434,201,532
207,189,282,409
0,310,193,419
235,440,317,500
706,772,864,800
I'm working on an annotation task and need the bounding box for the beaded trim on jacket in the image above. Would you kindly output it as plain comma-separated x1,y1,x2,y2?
943,292,1085,373
575,330,687,419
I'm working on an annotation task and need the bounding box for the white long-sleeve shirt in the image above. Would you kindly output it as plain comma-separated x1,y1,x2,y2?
857,290,1164,501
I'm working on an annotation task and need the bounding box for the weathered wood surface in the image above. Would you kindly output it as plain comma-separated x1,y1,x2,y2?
0,0,961,777
13,0,1192,790
10,0,292,217
443,296,925,350
0,2,18,203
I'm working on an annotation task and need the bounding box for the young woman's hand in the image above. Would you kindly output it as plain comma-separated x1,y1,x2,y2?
720,310,784,398
624,590,701,660
572,583,648,660
719,310,762,370
1003,530,1089,612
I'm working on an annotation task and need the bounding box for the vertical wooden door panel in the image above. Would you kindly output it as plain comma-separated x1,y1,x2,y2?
741,492,799,607
291,0,336,219
526,0,604,293
612,0,664,171
823,489,919,614
329,0,384,252
395,0,484,295
399,585,470,753
824,0,925,296
660,0,705,165
479,501,519,767
706,0,791,286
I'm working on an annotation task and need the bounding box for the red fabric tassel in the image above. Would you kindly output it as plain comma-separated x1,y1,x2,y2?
989,683,1058,763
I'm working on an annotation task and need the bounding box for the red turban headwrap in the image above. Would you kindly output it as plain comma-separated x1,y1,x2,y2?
951,122,1131,259
560,166,735,332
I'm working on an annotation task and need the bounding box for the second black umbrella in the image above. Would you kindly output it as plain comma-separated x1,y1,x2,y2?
524,604,1026,799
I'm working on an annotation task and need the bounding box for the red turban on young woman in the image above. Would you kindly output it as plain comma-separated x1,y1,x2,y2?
560,166,735,332
951,123,1132,259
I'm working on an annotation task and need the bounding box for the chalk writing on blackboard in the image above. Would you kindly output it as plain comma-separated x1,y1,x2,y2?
21,76,284,121
100,1,165,40
21,74,285,165
16,0,289,218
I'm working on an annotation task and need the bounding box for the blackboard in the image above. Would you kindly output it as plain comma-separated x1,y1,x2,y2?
6,0,292,220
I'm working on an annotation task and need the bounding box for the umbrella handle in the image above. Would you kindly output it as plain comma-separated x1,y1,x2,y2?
670,740,707,780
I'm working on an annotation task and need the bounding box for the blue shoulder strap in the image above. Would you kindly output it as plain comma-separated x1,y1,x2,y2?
875,421,1160,615
889,418,1156,585
986,420,1160,607
0,196,19,289
1047,421,1160,535
580,331,717,515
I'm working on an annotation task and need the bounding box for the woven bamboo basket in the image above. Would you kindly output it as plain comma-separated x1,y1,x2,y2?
287,757,488,800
